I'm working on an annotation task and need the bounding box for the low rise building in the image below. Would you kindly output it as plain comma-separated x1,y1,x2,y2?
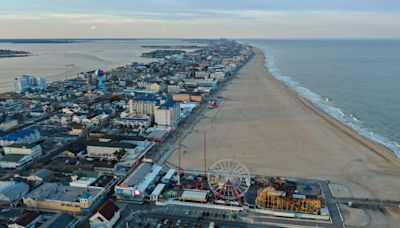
167,85,181,94
3,142,42,160
0,129,40,147
89,200,120,228
70,170,101,188
194,71,209,79
8,211,42,228
0,119,18,132
23,183,104,213
87,138,137,161
0,181,29,203
0,154,32,169
40,213,79,228
150,183,166,202
27,168,52,184
115,163,162,203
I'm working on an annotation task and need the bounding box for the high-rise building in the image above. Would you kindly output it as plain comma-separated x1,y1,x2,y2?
14,75,47,93
130,97,160,117
154,100,180,128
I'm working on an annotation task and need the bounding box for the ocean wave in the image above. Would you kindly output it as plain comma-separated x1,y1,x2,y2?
263,50,400,158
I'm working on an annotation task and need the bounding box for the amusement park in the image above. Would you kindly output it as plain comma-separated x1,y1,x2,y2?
114,156,333,223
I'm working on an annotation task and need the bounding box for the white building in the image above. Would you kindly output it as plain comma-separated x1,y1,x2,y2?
87,139,137,161
14,75,47,93
129,97,160,117
155,100,180,129
3,142,42,159
195,71,209,79
89,200,120,228
167,85,181,94
0,119,18,132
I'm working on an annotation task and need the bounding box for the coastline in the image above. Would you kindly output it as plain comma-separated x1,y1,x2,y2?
169,46,400,201
260,48,400,167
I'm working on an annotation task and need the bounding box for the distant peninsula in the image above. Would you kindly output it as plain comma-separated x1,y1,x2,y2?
0,49,32,58
141,45,201,49
0,39,81,44
141,49,186,58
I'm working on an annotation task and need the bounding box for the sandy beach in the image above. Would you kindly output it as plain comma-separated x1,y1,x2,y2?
168,48,400,203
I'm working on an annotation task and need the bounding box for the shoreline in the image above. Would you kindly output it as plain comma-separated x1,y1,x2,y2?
169,46,400,201
258,47,400,167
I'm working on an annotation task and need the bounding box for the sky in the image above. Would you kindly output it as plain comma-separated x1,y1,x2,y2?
1,0,400,39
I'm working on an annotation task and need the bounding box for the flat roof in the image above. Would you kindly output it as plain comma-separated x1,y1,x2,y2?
133,97,160,103
86,140,137,149
150,183,166,196
136,165,162,192
5,142,41,149
24,183,102,202
162,169,176,181
1,154,31,163
122,163,153,186
180,190,209,201
158,100,177,109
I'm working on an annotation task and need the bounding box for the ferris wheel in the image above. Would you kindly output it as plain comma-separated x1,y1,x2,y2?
207,159,251,202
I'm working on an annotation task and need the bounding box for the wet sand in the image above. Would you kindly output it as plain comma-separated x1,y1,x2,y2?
168,48,400,202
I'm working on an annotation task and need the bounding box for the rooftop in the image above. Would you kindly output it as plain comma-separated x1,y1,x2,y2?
121,162,153,187
158,100,177,109
93,200,119,221
13,211,41,226
1,154,31,163
86,140,138,149
40,213,75,228
133,97,160,103
0,128,39,141
24,182,103,202
29,168,52,179
5,141,41,149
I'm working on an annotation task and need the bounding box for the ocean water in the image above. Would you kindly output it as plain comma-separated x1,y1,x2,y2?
246,39,400,158
0,39,200,92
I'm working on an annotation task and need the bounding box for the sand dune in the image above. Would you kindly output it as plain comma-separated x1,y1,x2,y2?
168,48,400,201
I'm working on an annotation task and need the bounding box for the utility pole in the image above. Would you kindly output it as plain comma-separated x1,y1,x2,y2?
204,130,207,179
177,129,181,186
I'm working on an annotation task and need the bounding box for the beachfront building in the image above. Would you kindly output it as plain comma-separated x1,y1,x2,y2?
23,183,104,213
14,75,47,93
115,163,162,203
154,100,180,129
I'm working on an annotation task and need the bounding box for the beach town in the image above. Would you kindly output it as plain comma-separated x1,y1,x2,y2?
0,39,399,228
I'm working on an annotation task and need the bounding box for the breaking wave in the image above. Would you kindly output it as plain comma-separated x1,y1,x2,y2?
263,51,400,158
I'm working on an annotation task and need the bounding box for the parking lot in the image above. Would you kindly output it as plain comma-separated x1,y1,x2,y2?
115,204,254,228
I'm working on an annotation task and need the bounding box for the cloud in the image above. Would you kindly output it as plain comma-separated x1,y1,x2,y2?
1,10,400,38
